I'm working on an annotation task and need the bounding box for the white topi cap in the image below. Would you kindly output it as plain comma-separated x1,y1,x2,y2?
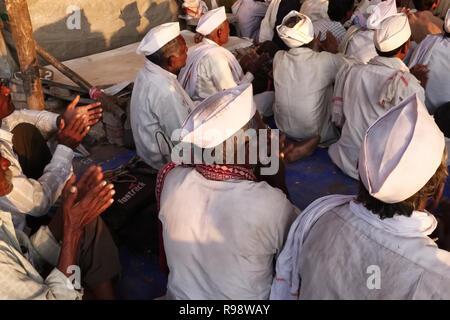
136,22,180,56
359,94,445,204
196,6,227,36
367,0,398,30
374,13,411,52
445,9,450,33
276,11,314,48
180,83,256,148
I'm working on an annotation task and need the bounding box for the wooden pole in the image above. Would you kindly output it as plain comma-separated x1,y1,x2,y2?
5,0,45,110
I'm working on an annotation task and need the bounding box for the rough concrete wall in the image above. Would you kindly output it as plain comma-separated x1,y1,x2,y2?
1,0,179,61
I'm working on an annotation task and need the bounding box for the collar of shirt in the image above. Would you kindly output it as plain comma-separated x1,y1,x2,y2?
0,127,13,144
369,55,409,72
203,38,219,47
144,59,177,80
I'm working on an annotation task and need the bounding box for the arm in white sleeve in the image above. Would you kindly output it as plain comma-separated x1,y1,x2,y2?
3,145,73,217
3,109,59,136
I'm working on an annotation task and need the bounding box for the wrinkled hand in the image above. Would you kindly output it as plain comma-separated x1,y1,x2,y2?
410,64,430,88
62,172,115,236
317,31,338,54
57,114,89,149
75,165,104,202
62,95,102,127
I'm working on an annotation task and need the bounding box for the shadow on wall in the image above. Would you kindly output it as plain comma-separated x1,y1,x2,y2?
30,0,178,62
34,8,106,63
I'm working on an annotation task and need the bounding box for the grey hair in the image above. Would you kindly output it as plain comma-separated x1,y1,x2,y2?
146,37,180,67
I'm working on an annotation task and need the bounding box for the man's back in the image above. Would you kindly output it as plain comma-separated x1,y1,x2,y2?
329,56,424,179
159,166,298,299
298,202,450,299
273,47,343,144
422,34,450,113
409,10,444,43
130,61,191,170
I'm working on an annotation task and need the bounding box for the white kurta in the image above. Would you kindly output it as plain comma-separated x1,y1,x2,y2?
273,47,347,145
130,60,194,170
258,0,281,42
328,56,425,179
0,110,73,231
178,38,254,102
235,0,269,41
297,202,450,299
159,166,299,300
0,210,82,299
408,34,450,114
300,0,329,22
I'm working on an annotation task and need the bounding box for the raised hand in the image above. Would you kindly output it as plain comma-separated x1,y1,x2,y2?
57,114,90,149
61,172,115,237
317,31,338,54
63,95,102,127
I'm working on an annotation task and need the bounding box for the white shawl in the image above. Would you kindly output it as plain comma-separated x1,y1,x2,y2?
258,0,281,42
408,34,445,67
270,194,437,300
178,40,244,97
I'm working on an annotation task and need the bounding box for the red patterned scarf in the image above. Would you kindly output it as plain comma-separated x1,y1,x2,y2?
155,161,257,274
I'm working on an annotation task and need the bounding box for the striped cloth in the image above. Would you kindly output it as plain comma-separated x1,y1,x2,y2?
313,17,347,44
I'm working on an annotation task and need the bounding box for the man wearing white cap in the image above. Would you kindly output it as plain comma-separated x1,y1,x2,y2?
156,83,299,299
329,13,429,179
340,0,397,63
130,22,195,170
271,94,450,299
178,6,260,102
407,9,450,114
273,11,351,147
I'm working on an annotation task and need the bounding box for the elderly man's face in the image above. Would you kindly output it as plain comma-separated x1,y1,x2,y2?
0,83,15,120
169,35,188,75
218,20,230,46
0,156,13,197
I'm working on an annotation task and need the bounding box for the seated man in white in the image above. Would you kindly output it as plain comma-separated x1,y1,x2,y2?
273,11,350,147
271,94,450,299
178,6,259,102
408,9,450,114
0,81,102,231
131,22,195,170
157,84,299,299
328,13,428,179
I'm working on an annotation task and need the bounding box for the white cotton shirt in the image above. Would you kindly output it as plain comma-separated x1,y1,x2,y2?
130,60,194,170
300,0,329,22
273,47,347,145
159,166,299,300
187,39,254,102
0,210,82,299
417,35,450,114
0,110,73,231
328,56,425,179
297,202,450,299
236,0,269,41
